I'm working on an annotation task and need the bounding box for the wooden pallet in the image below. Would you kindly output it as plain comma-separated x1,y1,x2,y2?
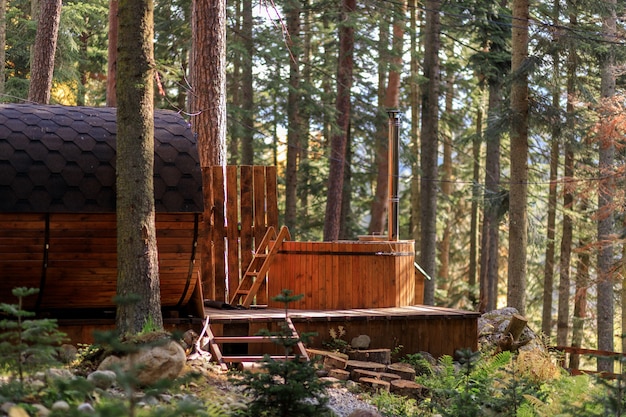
229,225,290,308
206,316,309,371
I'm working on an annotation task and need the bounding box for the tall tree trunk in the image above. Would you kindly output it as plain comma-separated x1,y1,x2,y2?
507,0,529,314
284,0,301,233
115,0,163,335
542,124,559,337
570,210,589,370
190,0,227,299
339,129,353,239
369,3,405,236
240,0,254,164
479,80,502,312
420,0,441,305
0,0,6,96
298,0,312,224
541,0,561,338
469,86,483,307
439,74,454,289
557,32,577,348
368,14,389,236
190,0,226,167
106,0,118,107
409,0,422,291
77,33,89,106
557,143,573,348
28,0,62,104
228,0,242,164
323,0,355,241
597,0,616,373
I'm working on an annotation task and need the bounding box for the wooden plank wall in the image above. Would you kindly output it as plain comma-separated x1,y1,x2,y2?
0,212,200,312
202,166,278,303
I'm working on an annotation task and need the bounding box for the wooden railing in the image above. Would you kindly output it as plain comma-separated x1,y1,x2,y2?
552,345,626,379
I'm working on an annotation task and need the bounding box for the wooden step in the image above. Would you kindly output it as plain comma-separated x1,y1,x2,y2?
213,335,298,343
206,316,308,371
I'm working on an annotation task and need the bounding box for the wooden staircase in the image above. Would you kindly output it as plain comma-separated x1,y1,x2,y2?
206,317,309,371
229,225,290,308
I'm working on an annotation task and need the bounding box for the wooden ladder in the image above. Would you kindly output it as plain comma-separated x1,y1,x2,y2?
230,225,290,308
206,317,309,371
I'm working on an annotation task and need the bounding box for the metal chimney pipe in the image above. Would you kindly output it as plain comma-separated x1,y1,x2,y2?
387,109,400,241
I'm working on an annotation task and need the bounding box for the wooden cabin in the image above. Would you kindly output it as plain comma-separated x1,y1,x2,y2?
0,106,479,358
0,103,204,320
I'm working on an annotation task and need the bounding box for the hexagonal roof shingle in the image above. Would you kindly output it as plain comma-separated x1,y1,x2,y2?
0,104,203,213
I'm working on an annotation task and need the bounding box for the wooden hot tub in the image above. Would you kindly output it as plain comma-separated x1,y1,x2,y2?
267,240,424,310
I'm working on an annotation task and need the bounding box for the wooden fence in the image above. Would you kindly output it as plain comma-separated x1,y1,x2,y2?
200,165,278,304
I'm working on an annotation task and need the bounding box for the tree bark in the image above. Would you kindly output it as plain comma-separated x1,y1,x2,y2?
0,0,6,96
115,0,163,335
409,0,421,253
438,74,454,289
106,0,118,107
323,0,355,241
469,87,482,307
240,0,254,164
570,222,589,370
541,0,561,339
190,0,227,299
368,14,389,236
419,0,441,305
557,24,576,349
557,144,573,348
228,0,241,164
597,0,616,374
507,0,529,314
28,0,62,104
479,80,502,312
284,0,301,233
190,0,226,167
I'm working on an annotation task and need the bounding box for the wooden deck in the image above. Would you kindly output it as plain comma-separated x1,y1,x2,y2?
205,305,479,359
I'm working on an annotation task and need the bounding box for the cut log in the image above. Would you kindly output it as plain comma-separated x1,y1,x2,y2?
346,360,387,374
237,362,267,373
328,368,351,381
306,348,349,370
506,314,528,341
307,348,349,361
390,379,428,399
379,372,402,382
323,353,349,370
351,368,381,381
386,363,416,380
358,377,390,392
348,348,391,365
498,314,529,352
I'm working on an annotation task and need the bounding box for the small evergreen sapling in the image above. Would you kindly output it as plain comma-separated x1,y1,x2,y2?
0,287,67,386
234,289,332,417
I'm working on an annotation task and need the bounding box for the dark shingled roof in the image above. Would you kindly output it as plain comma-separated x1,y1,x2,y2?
0,103,203,213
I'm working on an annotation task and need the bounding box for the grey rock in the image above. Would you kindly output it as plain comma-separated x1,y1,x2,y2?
77,403,95,413
51,400,70,412
350,335,371,349
31,403,50,417
59,344,78,364
87,370,117,389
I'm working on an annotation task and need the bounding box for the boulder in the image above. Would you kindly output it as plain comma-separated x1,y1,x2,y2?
98,340,186,386
87,370,117,389
351,335,371,349
478,307,545,353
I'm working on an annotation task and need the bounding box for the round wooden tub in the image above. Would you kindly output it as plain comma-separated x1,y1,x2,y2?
267,240,423,310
